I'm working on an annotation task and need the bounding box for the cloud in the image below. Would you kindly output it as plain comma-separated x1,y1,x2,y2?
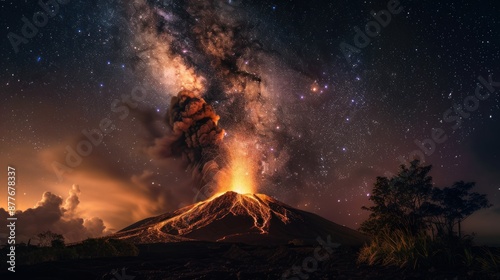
0,185,111,245
36,135,203,233
64,184,80,216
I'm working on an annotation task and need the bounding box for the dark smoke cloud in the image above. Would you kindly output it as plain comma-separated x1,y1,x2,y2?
0,185,111,244
144,89,228,196
148,90,224,165
167,90,224,162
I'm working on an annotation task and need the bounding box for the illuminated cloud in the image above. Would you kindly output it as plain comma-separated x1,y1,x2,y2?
0,185,111,244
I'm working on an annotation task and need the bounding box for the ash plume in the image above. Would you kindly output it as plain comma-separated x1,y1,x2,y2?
151,90,224,165
145,89,229,197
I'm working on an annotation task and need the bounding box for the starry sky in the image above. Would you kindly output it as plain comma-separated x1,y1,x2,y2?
1,0,499,244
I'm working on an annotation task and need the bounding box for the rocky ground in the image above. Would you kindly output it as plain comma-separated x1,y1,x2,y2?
1,242,498,280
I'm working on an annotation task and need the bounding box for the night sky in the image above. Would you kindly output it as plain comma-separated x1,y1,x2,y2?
1,0,499,244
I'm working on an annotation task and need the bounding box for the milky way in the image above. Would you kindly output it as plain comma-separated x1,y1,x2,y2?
1,0,499,244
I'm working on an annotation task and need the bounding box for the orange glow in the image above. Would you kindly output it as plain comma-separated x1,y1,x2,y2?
228,151,255,194
311,80,320,93
217,136,257,195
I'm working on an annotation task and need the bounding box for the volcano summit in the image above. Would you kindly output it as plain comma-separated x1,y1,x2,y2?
110,192,368,246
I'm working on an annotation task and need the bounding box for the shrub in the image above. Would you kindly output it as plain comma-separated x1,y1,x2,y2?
358,229,432,269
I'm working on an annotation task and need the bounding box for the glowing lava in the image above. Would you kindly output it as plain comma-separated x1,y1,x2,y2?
153,191,292,237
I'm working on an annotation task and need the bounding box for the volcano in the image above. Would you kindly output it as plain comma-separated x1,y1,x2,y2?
110,192,368,246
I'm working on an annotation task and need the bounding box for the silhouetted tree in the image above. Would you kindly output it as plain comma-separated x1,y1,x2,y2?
431,181,492,238
51,237,65,248
360,160,433,236
37,231,64,247
361,161,493,241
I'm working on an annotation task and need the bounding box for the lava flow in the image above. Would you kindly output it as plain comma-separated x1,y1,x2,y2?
163,191,291,237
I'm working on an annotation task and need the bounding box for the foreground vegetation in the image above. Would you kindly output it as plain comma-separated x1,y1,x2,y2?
358,160,499,277
1,236,139,266
358,229,500,274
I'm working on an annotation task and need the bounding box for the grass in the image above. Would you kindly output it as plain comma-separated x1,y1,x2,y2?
358,229,500,276
358,229,432,269
477,247,500,273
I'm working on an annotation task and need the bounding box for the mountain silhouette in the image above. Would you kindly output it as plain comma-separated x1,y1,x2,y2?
110,191,368,246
